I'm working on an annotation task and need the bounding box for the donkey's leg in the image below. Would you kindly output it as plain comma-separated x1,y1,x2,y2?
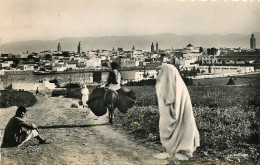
108,109,112,124
111,110,114,124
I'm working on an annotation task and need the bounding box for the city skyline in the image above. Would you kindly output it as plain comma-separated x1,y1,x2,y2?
0,0,259,44
1,33,259,53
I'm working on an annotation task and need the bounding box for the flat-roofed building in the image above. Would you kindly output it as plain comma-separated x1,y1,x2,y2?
197,66,254,75
121,69,157,82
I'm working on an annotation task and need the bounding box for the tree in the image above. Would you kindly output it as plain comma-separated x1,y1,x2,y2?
207,47,218,55
207,49,211,55
62,51,70,57
199,47,204,53
49,78,60,87
211,47,218,55
45,54,52,61
27,55,34,59
102,62,108,67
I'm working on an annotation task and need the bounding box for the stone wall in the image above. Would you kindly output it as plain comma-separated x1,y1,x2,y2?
0,71,93,89
34,72,93,86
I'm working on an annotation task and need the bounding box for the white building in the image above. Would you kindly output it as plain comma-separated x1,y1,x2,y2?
86,58,101,68
66,63,77,70
19,53,30,58
12,81,56,91
200,55,219,65
52,64,67,72
121,59,140,68
132,50,144,59
100,55,107,61
87,51,97,58
121,69,157,82
1,61,13,67
175,58,192,66
182,53,201,63
184,44,200,53
197,66,254,75
17,64,35,71
150,53,159,59
180,64,199,71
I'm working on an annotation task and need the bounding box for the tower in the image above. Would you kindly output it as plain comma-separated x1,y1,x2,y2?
77,42,81,54
250,33,256,49
156,42,158,52
151,42,154,52
132,45,135,51
57,43,61,51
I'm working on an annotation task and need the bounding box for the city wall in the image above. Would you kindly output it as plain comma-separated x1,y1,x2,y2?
0,71,94,89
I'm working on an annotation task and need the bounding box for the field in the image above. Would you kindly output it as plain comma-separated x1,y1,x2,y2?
1,73,259,164
193,73,260,86
112,74,260,163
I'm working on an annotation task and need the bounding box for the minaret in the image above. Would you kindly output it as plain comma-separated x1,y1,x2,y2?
112,47,115,51
151,42,154,52
132,45,135,51
156,42,158,52
77,42,81,54
57,43,61,51
250,33,256,49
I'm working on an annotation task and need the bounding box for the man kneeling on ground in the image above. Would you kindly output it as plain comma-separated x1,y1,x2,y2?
1,106,50,148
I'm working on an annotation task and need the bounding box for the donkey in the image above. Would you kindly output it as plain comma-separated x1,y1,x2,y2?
103,90,119,124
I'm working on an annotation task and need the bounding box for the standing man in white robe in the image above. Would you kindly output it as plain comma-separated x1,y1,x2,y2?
155,64,200,161
81,84,89,108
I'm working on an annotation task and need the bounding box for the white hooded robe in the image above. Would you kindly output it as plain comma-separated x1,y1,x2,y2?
156,64,200,158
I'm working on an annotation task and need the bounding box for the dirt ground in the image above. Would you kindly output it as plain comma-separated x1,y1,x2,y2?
0,93,179,165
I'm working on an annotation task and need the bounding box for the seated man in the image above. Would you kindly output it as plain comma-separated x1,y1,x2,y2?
1,106,50,148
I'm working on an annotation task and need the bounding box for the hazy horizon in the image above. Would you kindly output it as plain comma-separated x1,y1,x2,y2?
0,0,259,44
1,32,260,45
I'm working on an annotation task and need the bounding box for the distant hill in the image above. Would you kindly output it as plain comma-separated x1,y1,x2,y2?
0,33,259,53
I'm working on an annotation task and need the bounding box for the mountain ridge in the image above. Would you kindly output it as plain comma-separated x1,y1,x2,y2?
0,33,259,53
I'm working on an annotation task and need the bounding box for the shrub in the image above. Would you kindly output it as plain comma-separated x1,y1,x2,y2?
182,76,194,86
78,100,83,105
51,83,82,99
125,76,193,86
51,89,67,97
66,88,82,99
49,78,60,87
114,106,159,140
64,83,81,88
70,103,78,108
0,90,37,108
227,78,235,85
125,79,156,86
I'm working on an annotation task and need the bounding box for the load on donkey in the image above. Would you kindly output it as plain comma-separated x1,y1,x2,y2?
87,62,136,124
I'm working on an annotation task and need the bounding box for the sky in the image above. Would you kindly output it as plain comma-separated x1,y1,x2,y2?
0,0,259,44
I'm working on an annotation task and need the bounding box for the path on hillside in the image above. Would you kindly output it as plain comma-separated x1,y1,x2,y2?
0,94,173,164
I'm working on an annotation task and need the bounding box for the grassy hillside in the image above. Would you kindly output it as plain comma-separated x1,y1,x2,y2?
193,73,260,86
50,74,260,163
